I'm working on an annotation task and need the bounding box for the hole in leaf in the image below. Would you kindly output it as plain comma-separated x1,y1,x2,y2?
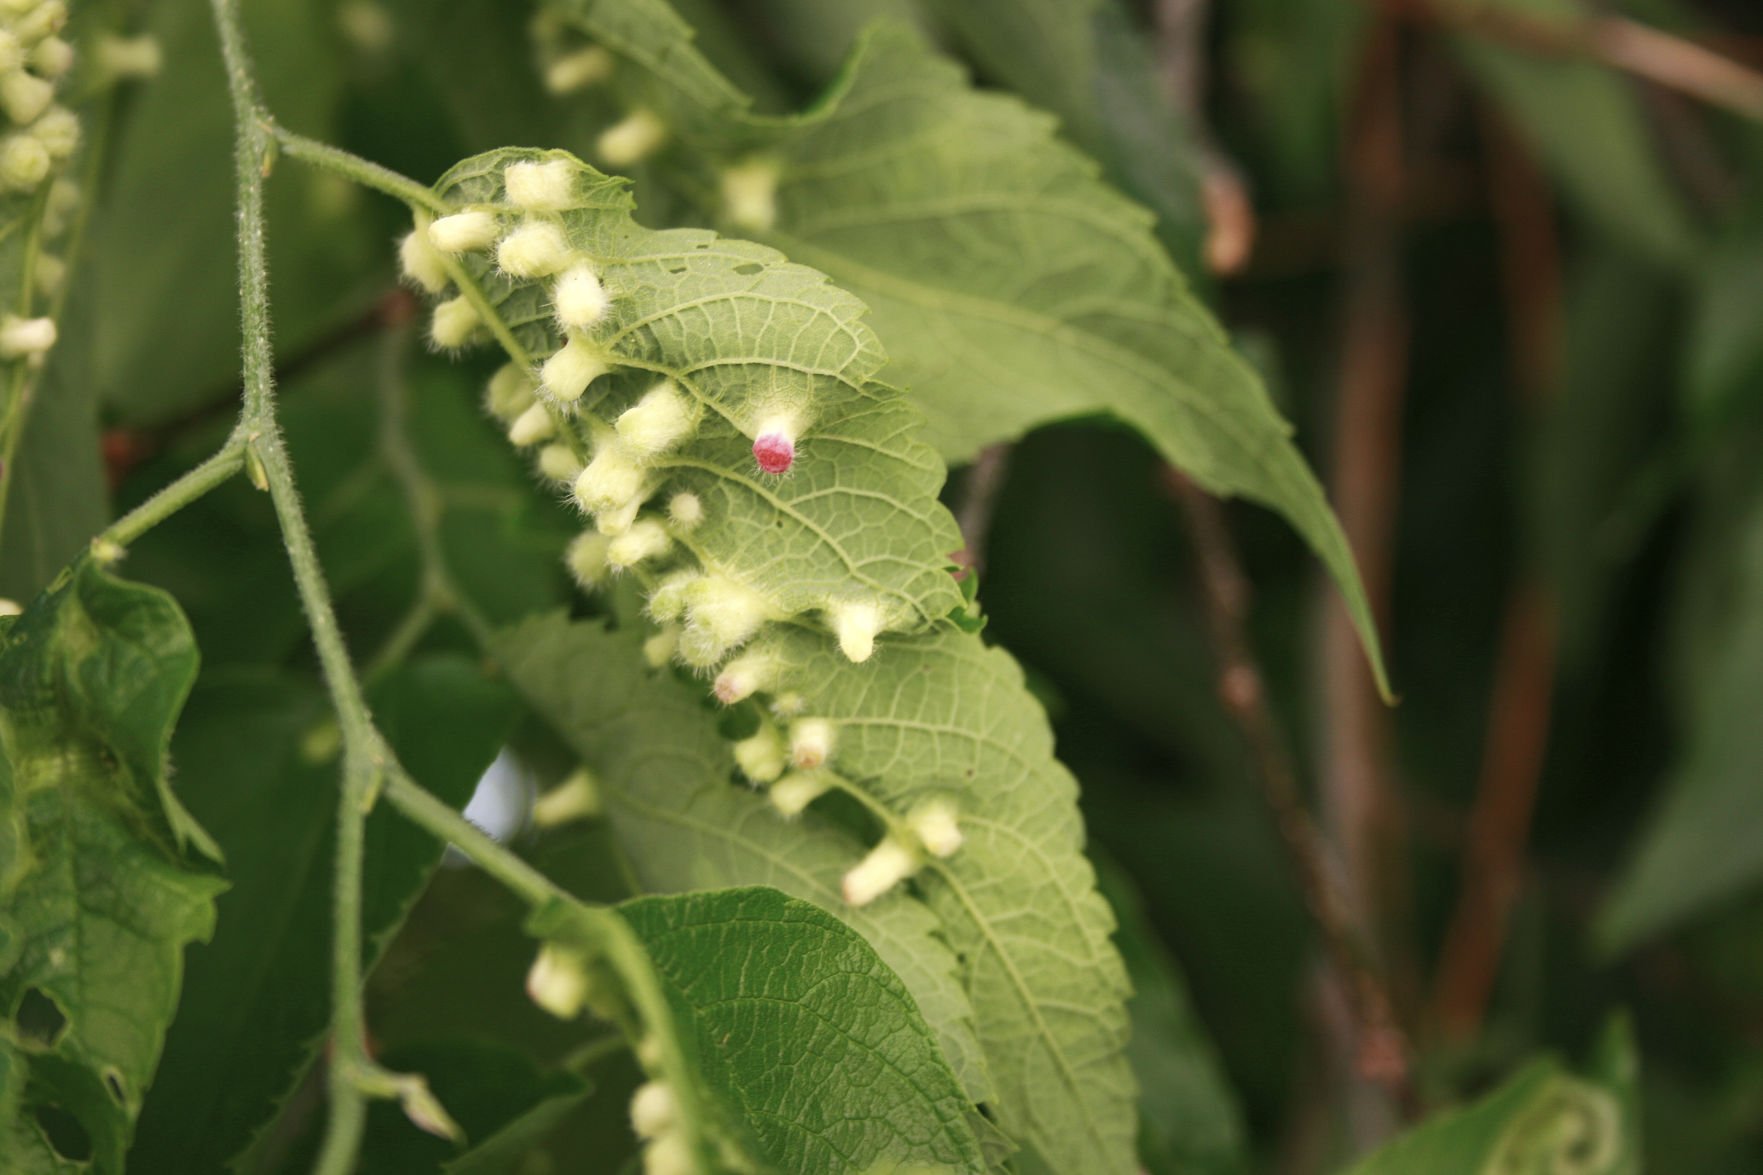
103,1068,126,1105
733,262,761,276
33,1103,91,1161
16,987,67,1047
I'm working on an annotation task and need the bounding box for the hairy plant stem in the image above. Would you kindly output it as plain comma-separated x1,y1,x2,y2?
96,436,246,550
202,12,661,1169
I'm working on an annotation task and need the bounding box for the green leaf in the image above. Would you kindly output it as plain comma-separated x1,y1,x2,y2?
425,147,966,644
921,0,1207,264
127,656,515,1172
543,9,1389,696
1345,1021,1639,1175
617,886,988,1173
496,613,1135,1174
0,561,225,1172
1451,0,1697,267
494,615,994,1112
1597,477,1763,952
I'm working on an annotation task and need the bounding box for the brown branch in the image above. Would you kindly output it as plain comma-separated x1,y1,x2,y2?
1320,13,1409,993
1381,0,1763,122
1429,110,1562,1041
951,443,1012,577
1167,471,1415,1108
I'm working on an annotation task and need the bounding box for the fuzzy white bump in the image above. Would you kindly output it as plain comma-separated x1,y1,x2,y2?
525,944,589,1020
734,726,787,784
0,314,54,358
606,518,671,569
666,492,703,531
842,838,920,907
428,209,498,253
615,381,695,458
398,225,450,295
496,219,571,278
573,444,646,516
540,336,611,403
544,45,613,94
566,530,612,588
552,261,610,329
829,600,883,663
507,402,556,447
503,159,575,211
768,771,829,819
787,719,835,771
628,1081,677,1141
597,109,667,168
721,160,779,233
908,797,964,858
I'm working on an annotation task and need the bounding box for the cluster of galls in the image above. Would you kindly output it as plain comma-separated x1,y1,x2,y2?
405,155,966,908
0,7,157,362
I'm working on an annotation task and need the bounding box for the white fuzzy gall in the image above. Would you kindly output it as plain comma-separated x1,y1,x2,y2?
597,109,667,168
768,771,830,819
787,719,835,771
615,381,695,458
908,797,964,859
397,227,449,294
507,402,556,447
531,767,601,828
829,600,884,663
31,106,77,160
842,837,920,907
0,71,53,125
769,692,807,719
553,261,610,329
684,576,770,665
537,443,584,484
539,336,611,402
565,530,612,589
485,362,536,421
595,495,643,536
29,35,71,77
628,1081,677,1140
573,444,645,515
496,219,571,278
712,648,778,706
503,158,575,211
427,209,498,253
0,134,48,191
0,314,55,358
720,160,779,233
734,725,787,784
642,1132,695,1175
646,571,701,623
33,251,62,297
0,31,19,74
666,492,703,531
543,45,613,94
607,518,671,569
525,944,590,1020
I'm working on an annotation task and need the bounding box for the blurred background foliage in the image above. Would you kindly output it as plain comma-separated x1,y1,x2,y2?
7,0,1763,1170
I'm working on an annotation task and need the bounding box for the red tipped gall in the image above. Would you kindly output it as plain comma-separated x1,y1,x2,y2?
752,429,793,475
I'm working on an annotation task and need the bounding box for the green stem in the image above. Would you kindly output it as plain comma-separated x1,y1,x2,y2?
97,436,246,550
209,4,384,1171
382,769,559,907
272,126,449,214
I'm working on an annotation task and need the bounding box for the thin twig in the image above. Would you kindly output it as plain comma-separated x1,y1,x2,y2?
1166,471,1414,1107
1380,0,1763,122
1319,12,1410,999
208,3,391,1168
953,443,1012,576
1430,113,1562,1040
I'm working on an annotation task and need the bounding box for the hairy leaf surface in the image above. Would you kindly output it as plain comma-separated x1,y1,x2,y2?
426,147,965,640
544,6,1388,694
618,886,987,1172
496,613,1135,1173
0,562,224,1171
